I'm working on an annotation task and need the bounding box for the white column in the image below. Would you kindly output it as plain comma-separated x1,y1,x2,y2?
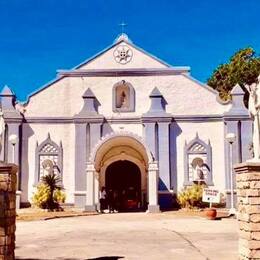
85,163,96,211
94,172,100,211
148,161,160,213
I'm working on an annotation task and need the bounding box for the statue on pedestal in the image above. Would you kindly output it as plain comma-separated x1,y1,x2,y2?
247,75,260,161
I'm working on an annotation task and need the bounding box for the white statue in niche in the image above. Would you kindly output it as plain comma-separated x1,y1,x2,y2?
41,159,54,177
190,157,210,185
247,75,260,161
119,91,127,108
191,158,205,181
116,87,129,109
0,110,5,154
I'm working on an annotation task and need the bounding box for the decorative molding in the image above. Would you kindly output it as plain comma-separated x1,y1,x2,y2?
57,68,190,77
23,113,251,124
25,117,73,124
73,117,104,124
2,116,23,123
223,114,251,121
113,45,133,64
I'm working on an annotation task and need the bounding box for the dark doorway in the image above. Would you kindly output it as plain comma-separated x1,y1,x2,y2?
105,160,141,211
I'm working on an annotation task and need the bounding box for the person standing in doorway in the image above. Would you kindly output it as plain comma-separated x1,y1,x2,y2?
107,189,114,213
100,187,107,213
113,190,119,213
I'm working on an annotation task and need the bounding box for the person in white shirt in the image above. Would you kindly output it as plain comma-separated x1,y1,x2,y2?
100,186,107,213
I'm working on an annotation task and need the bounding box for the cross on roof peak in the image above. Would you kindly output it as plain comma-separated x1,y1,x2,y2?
119,22,127,34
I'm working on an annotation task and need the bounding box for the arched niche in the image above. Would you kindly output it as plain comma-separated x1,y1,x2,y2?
112,80,135,112
184,134,213,186
34,133,63,186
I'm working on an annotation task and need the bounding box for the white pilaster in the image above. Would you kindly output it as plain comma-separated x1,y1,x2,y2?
148,161,160,213
85,163,96,211
158,121,171,190
94,171,100,210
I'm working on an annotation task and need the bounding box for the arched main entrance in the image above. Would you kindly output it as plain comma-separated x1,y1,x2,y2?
105,160,142,211
85,131,160,213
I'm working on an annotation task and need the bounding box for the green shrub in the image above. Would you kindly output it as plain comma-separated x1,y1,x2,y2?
177,184,206,209
32,183,50,209
32,183,66,209
41,173,62,210
54,189,66,204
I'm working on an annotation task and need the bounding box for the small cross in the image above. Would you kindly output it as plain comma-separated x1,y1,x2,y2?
119,22,127,34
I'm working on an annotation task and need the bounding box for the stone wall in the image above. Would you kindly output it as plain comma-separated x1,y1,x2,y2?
0,164,17,260
234,162,260,259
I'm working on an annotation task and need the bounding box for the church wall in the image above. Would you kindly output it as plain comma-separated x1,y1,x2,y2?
174,121,226,192
25,77,72,117
25,74,228,118
19,118,244,207
21,123,75,204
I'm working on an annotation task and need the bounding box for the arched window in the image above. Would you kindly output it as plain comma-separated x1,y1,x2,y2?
112,80,135,112
184,134,213,186
34,133,63,186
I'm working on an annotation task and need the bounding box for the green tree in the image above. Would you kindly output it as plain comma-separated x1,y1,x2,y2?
207,47,260,106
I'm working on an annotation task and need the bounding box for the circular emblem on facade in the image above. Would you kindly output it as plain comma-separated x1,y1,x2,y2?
113,45,133,64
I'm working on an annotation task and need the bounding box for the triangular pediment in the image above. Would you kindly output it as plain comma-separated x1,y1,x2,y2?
74,35,170,70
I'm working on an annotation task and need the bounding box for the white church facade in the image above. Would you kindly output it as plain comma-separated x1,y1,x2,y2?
0,34,252,211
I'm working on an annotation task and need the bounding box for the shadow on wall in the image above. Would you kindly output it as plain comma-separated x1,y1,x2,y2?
16,256,125,260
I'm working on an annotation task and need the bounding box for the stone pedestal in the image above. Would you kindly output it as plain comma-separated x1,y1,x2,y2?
0,163,18,260
234,162,260,259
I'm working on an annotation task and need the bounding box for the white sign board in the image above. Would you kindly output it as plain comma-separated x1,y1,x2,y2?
202,188,220,204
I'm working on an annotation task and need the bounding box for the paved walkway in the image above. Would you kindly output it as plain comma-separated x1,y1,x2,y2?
15,212,238,260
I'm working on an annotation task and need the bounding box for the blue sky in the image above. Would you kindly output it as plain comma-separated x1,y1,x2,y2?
0,0,259,101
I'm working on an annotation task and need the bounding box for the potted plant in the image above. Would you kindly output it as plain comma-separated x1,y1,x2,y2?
203,198,217,220
202,188,221,220
204,207,217,220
